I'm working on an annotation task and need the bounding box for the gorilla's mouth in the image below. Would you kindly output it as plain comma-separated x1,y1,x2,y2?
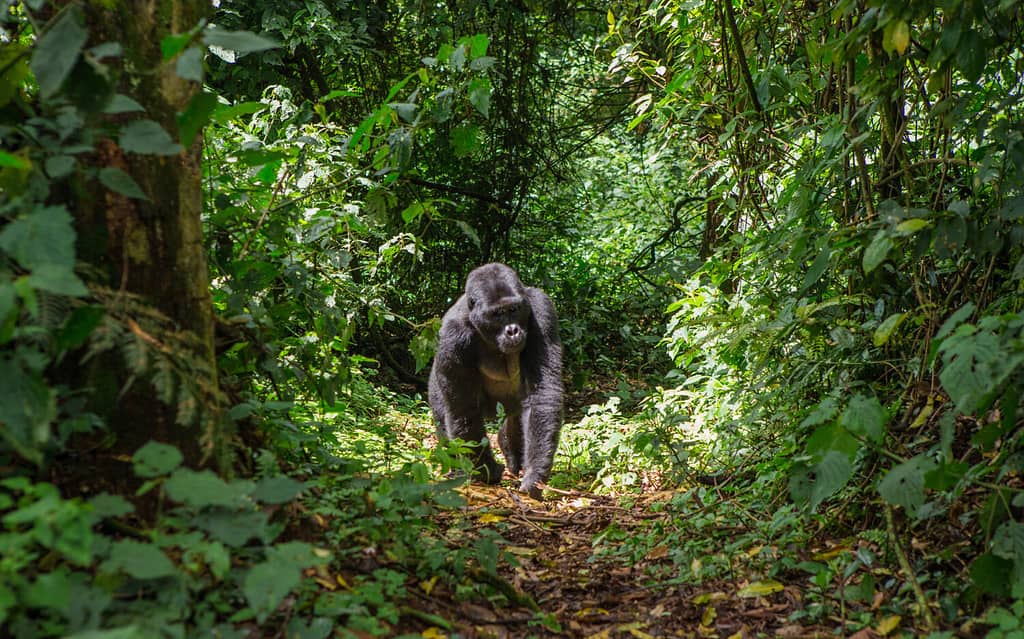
497,333,526,354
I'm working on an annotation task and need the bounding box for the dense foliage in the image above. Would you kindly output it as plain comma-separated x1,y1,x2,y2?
1,0,1023,637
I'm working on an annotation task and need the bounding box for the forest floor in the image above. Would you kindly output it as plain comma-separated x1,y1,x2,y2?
414,483,838,639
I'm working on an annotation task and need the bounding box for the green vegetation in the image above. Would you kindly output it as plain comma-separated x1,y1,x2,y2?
2,0,1023,637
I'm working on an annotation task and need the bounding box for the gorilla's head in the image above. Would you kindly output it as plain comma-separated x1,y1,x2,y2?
465,263,532,355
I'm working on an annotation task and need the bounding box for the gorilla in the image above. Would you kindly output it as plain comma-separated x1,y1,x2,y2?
429,263,563,499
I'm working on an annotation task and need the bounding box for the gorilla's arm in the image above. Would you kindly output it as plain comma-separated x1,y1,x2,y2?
429,300,505,483
518,287,564,496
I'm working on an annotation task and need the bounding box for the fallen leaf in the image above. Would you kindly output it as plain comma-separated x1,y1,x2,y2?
700,604,717,627
875,615,901,636
478,512,505,524
736,580,784,597
775,625,807,638
421,628,447,639
506,545,536,557
419,575,438,596
647,545,669,559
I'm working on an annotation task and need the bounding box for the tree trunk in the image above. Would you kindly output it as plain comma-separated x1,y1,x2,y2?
71,0,223,469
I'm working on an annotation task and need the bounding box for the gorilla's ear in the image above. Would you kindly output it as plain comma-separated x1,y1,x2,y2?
467,296,476,310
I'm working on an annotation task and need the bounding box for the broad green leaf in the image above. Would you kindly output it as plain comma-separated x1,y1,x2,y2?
118,120,184,156
955,30,985,82
455,220,481,248
175,45,204,82
132,441,183,478
971,552,1011,596
27,265,88,296
57,306,105,351
202,27,279,54
103,94,145,114
177,91,219,146
895,218,931,234
934,303,974,342
210,101,267,123
805,423,859,463
30,5,88,98
0,150,30,169
244,560,300,620
105,540,177,579
938,326,1017,414
267,541,327,568
401,202,426,224
24,569,72,611
161,31,194,60
194,508,270,546
468,78,491,118
164,468,249,507
873,312,907,346
0,205,76,270
466,33,489,58
992,521,1024,594
250,476,306,504
801,245,830,292
99,168,149,200
799,397,838,429
0,44,30,107
862,232,893,274
88,493,135,519
839,394,886,444
877,455,935,516
790,450,853,511
45,155,75,178
64,627,142,639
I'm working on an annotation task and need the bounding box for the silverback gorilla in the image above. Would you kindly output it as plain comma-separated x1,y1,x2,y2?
429,263,563,499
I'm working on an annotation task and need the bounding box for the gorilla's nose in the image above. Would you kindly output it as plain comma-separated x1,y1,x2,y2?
505,325,521,339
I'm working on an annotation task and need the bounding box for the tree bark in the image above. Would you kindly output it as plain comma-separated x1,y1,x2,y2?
71,0,223,468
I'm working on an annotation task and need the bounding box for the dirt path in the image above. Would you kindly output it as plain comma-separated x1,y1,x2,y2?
425,485,826,639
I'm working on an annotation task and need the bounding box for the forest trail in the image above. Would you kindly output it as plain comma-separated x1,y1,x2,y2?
419,485,829,639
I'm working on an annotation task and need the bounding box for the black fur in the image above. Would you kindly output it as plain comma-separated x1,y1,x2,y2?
429,263,563,498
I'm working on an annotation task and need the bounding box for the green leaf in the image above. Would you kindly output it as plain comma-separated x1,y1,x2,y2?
175,45,204,82
805,423,859,463
164,468,249,507
873,312,907,346
177,91,219,147
934,303,974,342
57,305,105,351
132,441,183,478
0,205,76,270
877,455,935,516
64,627,143,639
194,508,270,546
210,101,268,123
882,19,910,55
27,265,88,296
401,202,426,224
0,150,31,169
98,168,149,200
24,569,72,611
244,560,300,620
992,521,1024,594
895,218,931,234
250,476,306,504
161,31,194,60
839,394,886,444
955,30,985,82
88,493,135,519
799,397,838,429
790,450,854,511
0,358,55,464
455,220,481,249
938,326,1019,414
118,120,184,156
862,231,893,274
104,94,145,114
30,5,88,98
801,245,830,292
104,540,177,579
468,77,491,118
202,27,279,54
971,552,1011,596
45,155,75,178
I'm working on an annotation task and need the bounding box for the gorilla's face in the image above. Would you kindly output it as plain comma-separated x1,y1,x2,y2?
466,265,532,355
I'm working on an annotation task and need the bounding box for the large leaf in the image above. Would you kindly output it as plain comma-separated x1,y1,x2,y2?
939,325,1018,414
244,560,300,621
790,451,853,511
862,231,893,274
202,27,279,54
132,441,183,478
98,168,149,200
250,476,306,504
877,455,935,516
468,78,491,117
118,120,184,156
839,394,886,444
164,468,250,507
992,521,1024,595
104,540,177,580
0,205,76,270
0,357,57,464
30,5,88,98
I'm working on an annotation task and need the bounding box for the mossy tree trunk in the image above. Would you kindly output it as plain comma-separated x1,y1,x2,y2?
70,0,224,469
